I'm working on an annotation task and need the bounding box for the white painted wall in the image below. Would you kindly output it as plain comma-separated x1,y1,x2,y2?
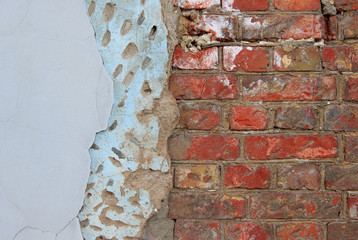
0,0,113,239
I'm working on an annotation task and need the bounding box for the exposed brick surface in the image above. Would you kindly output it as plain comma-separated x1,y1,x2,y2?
243,15,326,40
348,195,358,219
172,46,218,70
335,0,358,11
174,221,220,240
274,46,321,71
245,135,337,160
224,165,271,189
226,222,273,240
169,74,239,100
169,134,240,160
174,165,220,189
277,223,324,240
323,45,358,72
343,12,358,39
274,0,320,11
250,192,342,219
178,104,221,130
324,105,358,131
327,222,358,240
229,105,268,130
275,106,318,130
345,135,358,162
277,164,321,190
345,76,358,101
223,0,269,11
243,75,336,101
223,46,269,72
325,165,358,190
174,0,220,9
169,193,245,219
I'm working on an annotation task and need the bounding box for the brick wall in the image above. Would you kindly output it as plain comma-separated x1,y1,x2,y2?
167,0,358,239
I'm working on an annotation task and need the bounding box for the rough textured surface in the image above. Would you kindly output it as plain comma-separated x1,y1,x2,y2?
78,0,178,239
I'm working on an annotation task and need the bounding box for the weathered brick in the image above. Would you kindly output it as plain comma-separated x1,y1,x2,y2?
323,45,358,72
229,105,268,130
274,0,320,11
187,15,236,41
174,221,220,240
274,46,321,71
345,135,358,162
324,105,358,131
174,165,220,189
277,164,321,190
277,223,324,240
275,106,318,130
169,74,239,100
348,196,358,219
243,75,336,101
343,12,358,39
243,15,326,40
174,0,220,9
245,135,337,160
169,134,239,160
178,105,221,130
226,222,273,240
225,165,271,189
335,0,358,11
250,192,342,219
325,165,358,190
223,46,269,72
172,46,218,70
223,0,269,11
169,193,245,219
328,222,358,240
345,76,358,101
327,16,338,40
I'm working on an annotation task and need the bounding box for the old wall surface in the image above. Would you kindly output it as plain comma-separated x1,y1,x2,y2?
168,0,358,239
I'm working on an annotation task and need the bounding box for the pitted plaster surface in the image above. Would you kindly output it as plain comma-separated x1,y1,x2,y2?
78,0,178,239
0,0,113,239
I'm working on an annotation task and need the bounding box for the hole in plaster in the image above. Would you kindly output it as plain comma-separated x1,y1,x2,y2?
109,120,118,131
141,81,152,95
122,43,138,59
120,19,132,36
102,2,117,23
101,30,111,47
140,0,146,6
96,164,104,173
123,72,134,86
141,57,152,70
137,10,145,25
90,143,100,150
87,1,96,16
149,26,157,40
113,64,123,78
112,147,125,159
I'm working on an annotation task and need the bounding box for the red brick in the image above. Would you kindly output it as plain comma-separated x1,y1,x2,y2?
174,0,220,9
168,193,245,219
343,12,358,39
169,134,239,160
172,46,218,70
223,46,269,72
274,0,320,11
174,221,220,240
243,75,336,101
229,105,268,130
178,105,221,130
275,106,318,130
348,196,358,219
335,0,358,10
345,135,358,162
328,222,358,240
250,192,342,219
327,16,338,40
274,46,321,71
243,15,326,40
325,165,358,190
277,223,324,240
323,45,358,72
225,165,271,189
324,105,358,131
174,165,220,189
169,74,239,100
226,222,273,240
223,0,269,11
277,164,321,190
245,135,337,160
188,15,236,41
345,76,358,101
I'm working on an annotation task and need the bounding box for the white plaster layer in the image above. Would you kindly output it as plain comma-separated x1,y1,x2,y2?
0,0,113,239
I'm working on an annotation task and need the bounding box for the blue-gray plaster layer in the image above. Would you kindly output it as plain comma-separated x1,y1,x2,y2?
78,0,177,239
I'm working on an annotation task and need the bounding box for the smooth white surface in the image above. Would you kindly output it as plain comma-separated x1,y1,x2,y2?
0,0,113,238
56,218,83,240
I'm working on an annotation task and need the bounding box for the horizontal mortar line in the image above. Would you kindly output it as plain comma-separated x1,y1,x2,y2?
175,100,345,105
184,11,324,15
171,159,340,164
171,160,340,166
171,219,355,223
171,70,333,75
170,188,346,193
